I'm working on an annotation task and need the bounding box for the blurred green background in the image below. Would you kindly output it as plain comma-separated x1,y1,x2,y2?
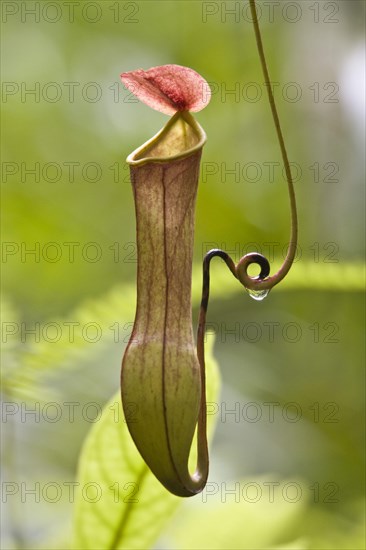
1,1,365,548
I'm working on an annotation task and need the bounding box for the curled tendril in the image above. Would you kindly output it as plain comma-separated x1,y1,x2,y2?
197,0,298,374
240,0,298,293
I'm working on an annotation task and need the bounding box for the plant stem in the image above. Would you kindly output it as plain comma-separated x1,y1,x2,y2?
236,0,298,289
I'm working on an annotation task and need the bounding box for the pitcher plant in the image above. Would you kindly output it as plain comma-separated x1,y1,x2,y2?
120,0,298,497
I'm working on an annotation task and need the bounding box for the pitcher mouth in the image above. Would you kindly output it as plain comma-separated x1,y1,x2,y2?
126,111,207,167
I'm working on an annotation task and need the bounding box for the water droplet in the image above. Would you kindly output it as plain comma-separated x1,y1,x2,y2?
246,288,270,301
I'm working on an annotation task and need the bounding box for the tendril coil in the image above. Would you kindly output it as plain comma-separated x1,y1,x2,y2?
195,0,299,483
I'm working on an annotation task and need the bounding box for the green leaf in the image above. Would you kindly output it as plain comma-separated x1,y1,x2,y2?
191,261,365,301
2,260,362,403
73,334,220,550
0,285,137,402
